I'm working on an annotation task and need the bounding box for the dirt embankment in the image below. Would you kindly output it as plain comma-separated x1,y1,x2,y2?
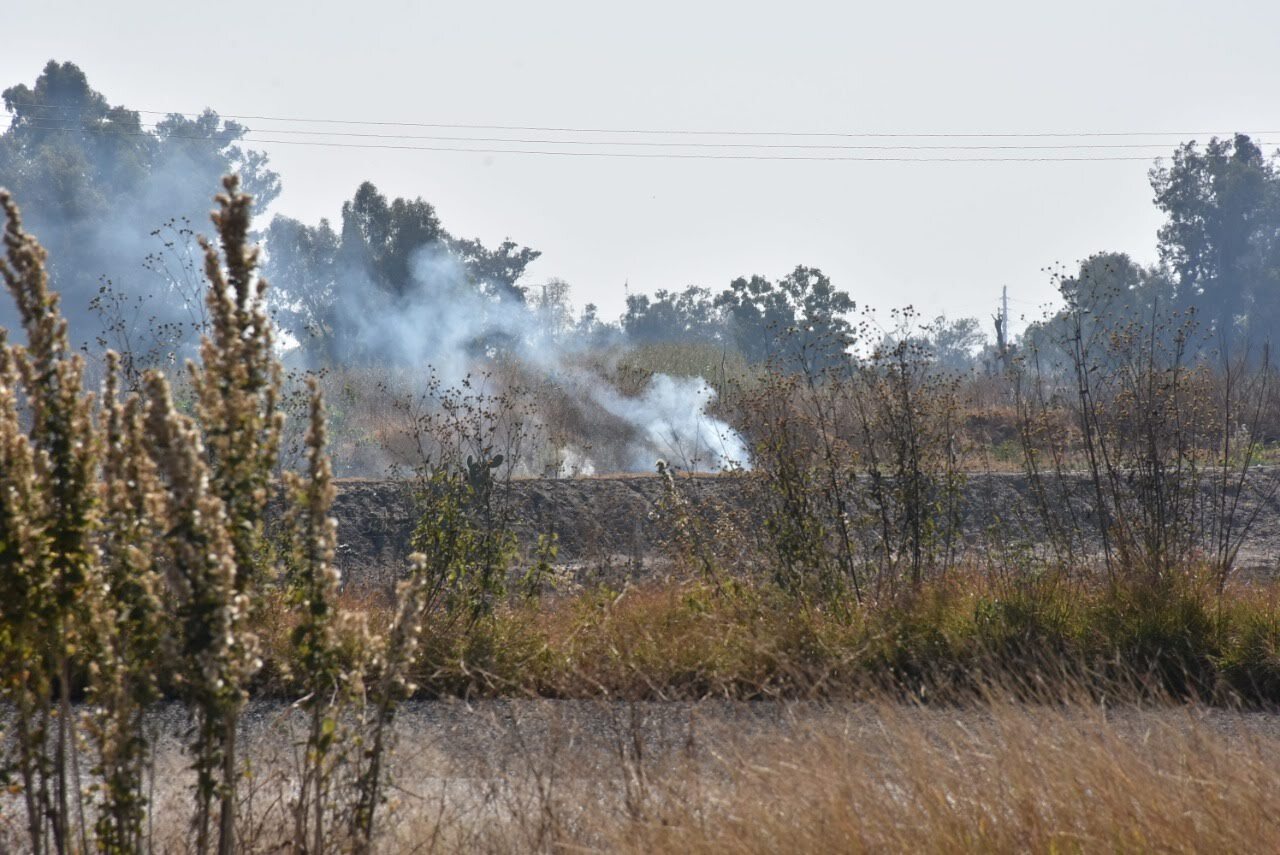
330,475,743,587
330,472,1280,587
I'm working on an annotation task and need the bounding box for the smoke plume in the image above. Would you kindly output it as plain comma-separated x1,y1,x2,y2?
322,242,749,474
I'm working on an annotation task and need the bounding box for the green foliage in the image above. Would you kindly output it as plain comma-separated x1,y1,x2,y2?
1216,602,1280,699
395,371,534,618
410,461,519,621
1021,253,1182,367
618,266,859,374
519,532,560,600
1090,576,1222,695
338,181,448,298
622,285,728,347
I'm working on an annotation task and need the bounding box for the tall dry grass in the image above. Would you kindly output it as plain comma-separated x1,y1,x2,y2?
127,693,1280,854
237,567,1280,706
612,698,1280,854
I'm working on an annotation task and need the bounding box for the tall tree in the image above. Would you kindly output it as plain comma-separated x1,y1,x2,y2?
0,60,279,347
622,285,726,346
1021,252,1181,370
338,182,446,298
262,215,340,352
922,315,987,373
716,265,855,370
264,181,541,365
1151,133,1280,348
451,237,540,303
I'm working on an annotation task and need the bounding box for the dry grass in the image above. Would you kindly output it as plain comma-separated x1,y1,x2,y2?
119,693,1280,853
610,699,1280,854
245,569,1280,706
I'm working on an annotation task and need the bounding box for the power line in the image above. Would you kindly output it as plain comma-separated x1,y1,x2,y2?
12,99,1279,141
18,118,1245,151
7,122,1173,163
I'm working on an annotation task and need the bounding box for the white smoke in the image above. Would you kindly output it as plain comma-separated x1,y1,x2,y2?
589,374,749,471
557,444,597,478
332,245,540,384
330,243,751,473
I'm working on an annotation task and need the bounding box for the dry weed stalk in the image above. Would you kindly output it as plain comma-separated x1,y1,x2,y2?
350,552,433,853
0,177,422,854
745,314,966,601
0,188,102,855
130,175,283,854
1015,282,1280,586
191,177,283,597
143,371,257,855
282,378,368,853
87,352,167,854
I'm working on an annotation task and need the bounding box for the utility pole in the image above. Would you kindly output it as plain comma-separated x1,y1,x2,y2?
993,285,1013,374
1002,285,1009,339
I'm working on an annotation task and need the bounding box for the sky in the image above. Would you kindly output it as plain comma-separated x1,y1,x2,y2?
6,0,1280,336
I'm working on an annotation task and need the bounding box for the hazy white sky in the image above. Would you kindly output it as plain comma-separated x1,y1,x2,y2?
7,0,1280,333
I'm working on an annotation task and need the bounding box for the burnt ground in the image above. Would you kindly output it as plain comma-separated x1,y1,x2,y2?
327,470,1280,588
329,474,739,589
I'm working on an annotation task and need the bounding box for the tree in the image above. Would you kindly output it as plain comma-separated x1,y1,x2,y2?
330,182,540,306
1151,133,1280,349
338,182,447,298
922,315,987,373
0,61,279,348
573,302,620,348
716,265,855,370
451,237,540,303
622,285,726,346
263,181,542,365
147,111,279,223
1021,253,1181,371
529,278,574,337
262,215,340,352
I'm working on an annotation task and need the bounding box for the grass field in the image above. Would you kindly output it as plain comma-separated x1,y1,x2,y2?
48,694,1278,854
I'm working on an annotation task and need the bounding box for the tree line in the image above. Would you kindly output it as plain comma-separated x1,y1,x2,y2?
3,60,1279,377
